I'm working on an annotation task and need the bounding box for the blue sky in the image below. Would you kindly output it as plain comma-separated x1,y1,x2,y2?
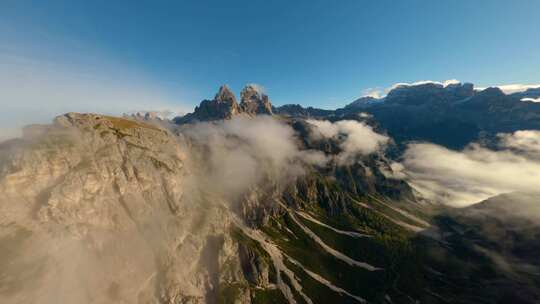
1,0,539,131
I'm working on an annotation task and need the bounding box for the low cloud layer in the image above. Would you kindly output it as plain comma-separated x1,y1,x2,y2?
181,116,326,199
397,130,540,206
306,119,389,164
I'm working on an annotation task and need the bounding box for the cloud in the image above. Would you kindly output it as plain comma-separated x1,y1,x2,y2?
0,54,189,142
243,83,267,96
361,88,384,99
181,116,326,199
521,97,540,103
397,130,540,207
306,119,389,164
475,84,540,94
498,130,540,155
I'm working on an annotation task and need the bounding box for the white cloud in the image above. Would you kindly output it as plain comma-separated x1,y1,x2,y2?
361,88,384,99
243,83,267,97
521,97,540,103
0,54,189,142
306,119,389,164
498,130,540,155
181,116,327,199
398,130,540,207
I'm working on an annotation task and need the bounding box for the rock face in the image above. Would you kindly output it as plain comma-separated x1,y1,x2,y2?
175,85,273,124
239,84,273,115
177,85,242,123
326,82,540,149
0,113,255,304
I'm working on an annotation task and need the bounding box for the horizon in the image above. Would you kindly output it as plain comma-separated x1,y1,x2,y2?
1,0,540,137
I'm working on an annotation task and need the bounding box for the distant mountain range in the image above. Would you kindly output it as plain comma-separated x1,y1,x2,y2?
174,82,540,150
276,82,540,149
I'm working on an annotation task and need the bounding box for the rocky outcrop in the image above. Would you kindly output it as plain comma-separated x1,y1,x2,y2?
239,84,273,115
176,85,242,124
175,85,273,124
0,113,255,304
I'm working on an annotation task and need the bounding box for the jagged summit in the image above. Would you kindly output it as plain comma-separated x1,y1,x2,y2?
174,85,242,123
239,84,273,115
215,84,238,104
175,84,273,124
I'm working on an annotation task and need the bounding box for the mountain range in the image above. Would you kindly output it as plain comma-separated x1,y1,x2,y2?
0,82,539,304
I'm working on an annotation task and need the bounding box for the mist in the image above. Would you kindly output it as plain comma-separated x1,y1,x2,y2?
306,119,389,164
180,115,327,200
397,130,540,207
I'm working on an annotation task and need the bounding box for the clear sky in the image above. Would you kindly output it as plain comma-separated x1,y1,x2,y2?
1,0,539,128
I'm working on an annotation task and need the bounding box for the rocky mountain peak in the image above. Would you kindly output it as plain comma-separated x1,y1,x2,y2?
175,85,273,124
240,84,273,115
215,84,238,104
175,85,242,123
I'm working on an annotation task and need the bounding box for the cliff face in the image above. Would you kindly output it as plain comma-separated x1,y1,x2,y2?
239,85,273,116
0,113,255,304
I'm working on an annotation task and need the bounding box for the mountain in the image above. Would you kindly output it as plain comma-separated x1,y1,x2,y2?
274,104,335,118
175,85,242,124
2,84,540,303
274,82,540,150
239,84,273,115
175,85,273,124
0,110,437,303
